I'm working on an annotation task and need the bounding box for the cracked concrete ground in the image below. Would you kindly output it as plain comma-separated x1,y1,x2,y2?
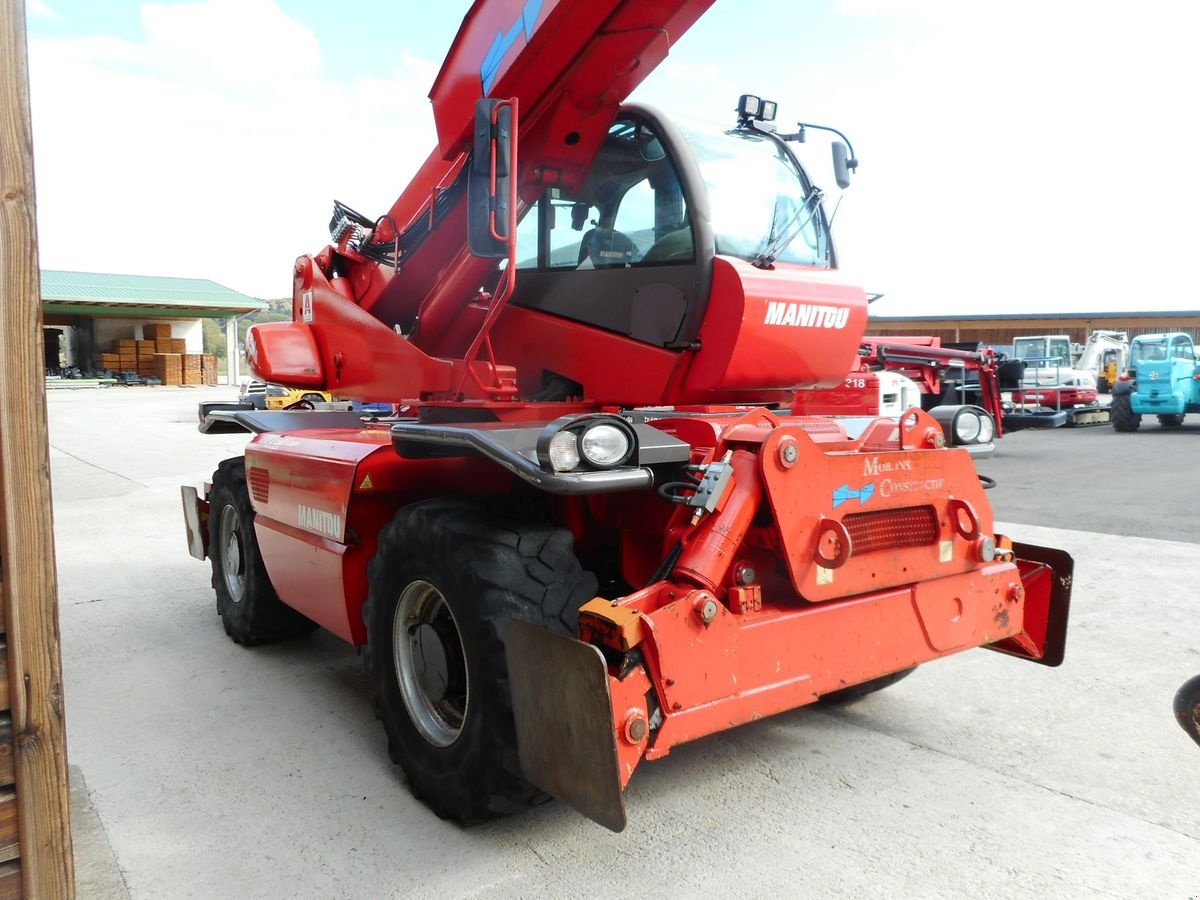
49,387,1200,898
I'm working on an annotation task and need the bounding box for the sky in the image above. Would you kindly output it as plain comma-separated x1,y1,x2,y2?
21,0,1200,316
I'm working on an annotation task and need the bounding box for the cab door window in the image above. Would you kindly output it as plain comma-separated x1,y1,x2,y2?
516,118,693,271
509,116,699,347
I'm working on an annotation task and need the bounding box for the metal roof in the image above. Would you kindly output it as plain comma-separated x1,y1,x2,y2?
40,270,268,317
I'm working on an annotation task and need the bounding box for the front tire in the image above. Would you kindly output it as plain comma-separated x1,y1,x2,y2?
1111,393,1141,432
208,458,317,645
1158,413,1185,427
363,498,597,824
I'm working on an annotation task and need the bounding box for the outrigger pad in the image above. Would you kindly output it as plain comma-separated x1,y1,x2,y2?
503,620,626,832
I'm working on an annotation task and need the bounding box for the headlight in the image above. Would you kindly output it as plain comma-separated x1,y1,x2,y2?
928,404,995,446
976,413,995,443
580,424,631,467
954,410,983,443
547,431,580,472
536,414,637,472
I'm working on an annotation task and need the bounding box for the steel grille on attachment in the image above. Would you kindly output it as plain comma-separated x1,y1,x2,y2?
842,505,938,554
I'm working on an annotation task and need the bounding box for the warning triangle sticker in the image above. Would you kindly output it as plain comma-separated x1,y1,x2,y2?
359,474,374,490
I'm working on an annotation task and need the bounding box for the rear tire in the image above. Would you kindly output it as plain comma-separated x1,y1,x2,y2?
1111,394,1141,432
363,498,597,824
819,667,916,704
209,458,317,645
1157,414,1185,427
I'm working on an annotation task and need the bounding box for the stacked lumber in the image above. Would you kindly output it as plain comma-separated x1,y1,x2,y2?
144,323,172,341
182,353,203,385
117,338,136,372
155,338,186,354
201,354,217,385
97,352,121,371
136,340,157,378
153,353,182,386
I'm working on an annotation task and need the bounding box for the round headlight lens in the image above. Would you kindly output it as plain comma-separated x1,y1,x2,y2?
954,411,982,443
547,431,580,472
976,413,995,443
579,423,631,467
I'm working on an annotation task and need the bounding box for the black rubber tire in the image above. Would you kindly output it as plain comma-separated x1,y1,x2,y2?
1158,414,1185,427
1110,393,1141,432
1173,674,1200,748
208,457,318,645
363,497,597,824
1097,376,1110,394
819,667,916,704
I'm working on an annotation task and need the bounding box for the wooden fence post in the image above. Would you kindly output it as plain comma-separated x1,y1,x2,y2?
0,2,76,896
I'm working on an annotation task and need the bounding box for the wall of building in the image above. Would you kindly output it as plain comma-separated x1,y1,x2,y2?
137,318,203,352
867,315,1200,349
91,317,203,354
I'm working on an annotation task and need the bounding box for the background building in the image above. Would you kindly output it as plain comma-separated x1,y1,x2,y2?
41,270,267,383
868,309,1200,348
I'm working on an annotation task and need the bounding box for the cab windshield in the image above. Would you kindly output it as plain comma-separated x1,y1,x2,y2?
677,121,830,268
1131,339,1170,364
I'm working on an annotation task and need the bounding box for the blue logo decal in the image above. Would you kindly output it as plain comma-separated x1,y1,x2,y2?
481,0,545,94
832,483,875,509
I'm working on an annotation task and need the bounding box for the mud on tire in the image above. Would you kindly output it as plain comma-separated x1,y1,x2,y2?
363,497,597,824
209,457,317,645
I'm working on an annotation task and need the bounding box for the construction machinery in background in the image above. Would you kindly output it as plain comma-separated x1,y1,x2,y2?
1007,332,1116,427
1111,332,1200,431
1010,331,1129,394
180,0,1072,831
793,336,1002,449
1076,330,1128,393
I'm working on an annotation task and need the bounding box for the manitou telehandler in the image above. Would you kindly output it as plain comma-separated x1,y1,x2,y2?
182,0,1072,831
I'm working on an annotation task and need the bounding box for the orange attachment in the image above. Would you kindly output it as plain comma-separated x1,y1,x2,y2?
578,597,645,651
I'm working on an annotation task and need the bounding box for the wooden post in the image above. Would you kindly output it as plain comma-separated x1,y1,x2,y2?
0,2,76,897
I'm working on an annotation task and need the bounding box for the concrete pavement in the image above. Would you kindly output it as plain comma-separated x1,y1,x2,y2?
49,387,1200,898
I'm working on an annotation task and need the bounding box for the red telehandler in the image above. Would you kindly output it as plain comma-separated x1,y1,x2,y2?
182,0,1072,831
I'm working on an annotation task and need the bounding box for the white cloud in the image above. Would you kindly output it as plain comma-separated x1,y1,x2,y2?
27,0,59,19
28,0,439,299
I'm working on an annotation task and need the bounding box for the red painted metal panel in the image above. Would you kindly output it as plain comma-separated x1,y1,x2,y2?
245,320,325,387
246,427,514,645
759,421,991,603
684,257,869,393
255,517,360,641
639,562,1026,756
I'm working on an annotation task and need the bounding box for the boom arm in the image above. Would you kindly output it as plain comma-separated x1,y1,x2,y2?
332,0,715,328
260,0,716,402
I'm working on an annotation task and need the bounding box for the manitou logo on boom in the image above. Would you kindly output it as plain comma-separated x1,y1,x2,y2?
298,505,342,540
763,302,850,329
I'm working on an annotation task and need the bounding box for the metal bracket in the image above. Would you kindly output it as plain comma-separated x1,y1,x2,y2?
684,450,734,519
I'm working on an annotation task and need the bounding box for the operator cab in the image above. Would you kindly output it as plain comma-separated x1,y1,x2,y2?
510,103,836,349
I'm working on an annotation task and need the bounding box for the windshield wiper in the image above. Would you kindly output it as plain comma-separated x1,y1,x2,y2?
751,186,824,268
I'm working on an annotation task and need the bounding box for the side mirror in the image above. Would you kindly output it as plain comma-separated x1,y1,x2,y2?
468,98,514,258
832,141,852,190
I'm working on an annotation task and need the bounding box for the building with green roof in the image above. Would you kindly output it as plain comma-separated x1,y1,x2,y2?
41,270,268,384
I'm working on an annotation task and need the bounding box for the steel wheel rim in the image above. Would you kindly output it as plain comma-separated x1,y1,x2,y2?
218,504,244,603
393,580,468,748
